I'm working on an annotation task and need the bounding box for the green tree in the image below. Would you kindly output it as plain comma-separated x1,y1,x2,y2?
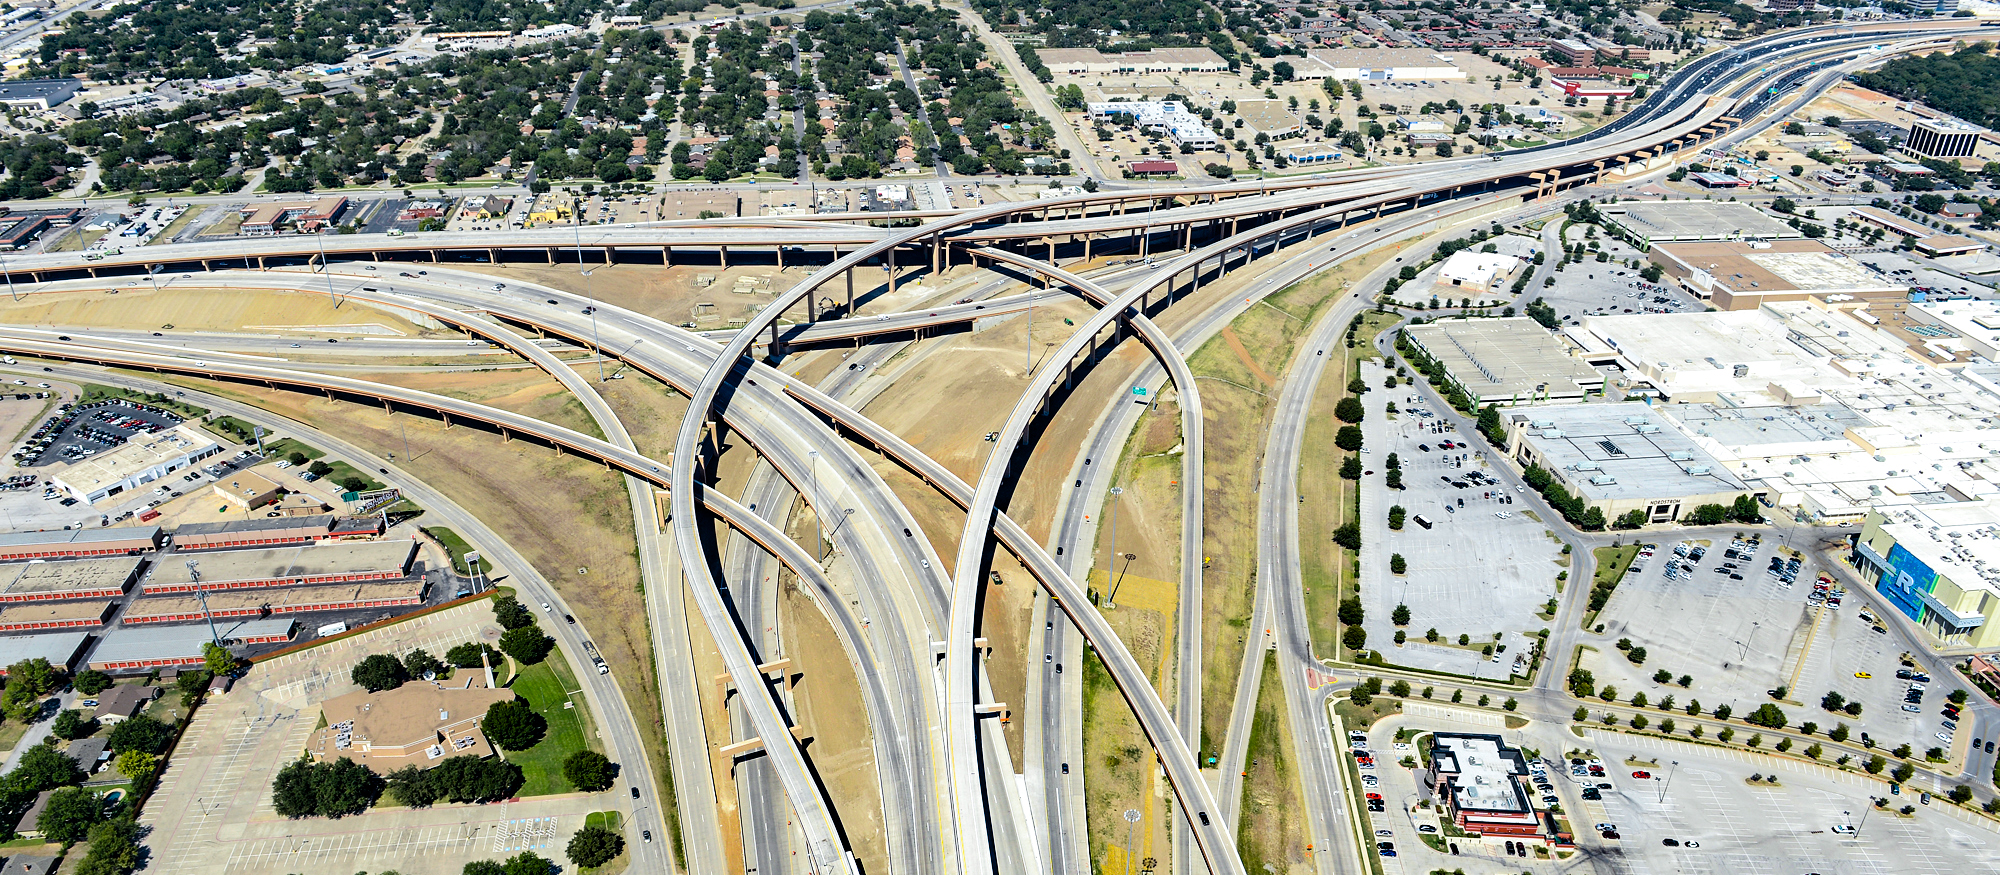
568,825,626,867
493,596,535,630
37,785,105,844
1339,455,1362,480
50,709,98,741
351,653,410,692
386,765,440,808
404,648,447,680
499,626,555,665
483,699,547,751
1335,396,1365,423
1391,603,1410,625
1390,555,1408,575
1339,597,1365,626
1864,754,1886,774
73,816,143,875
1747,703,1788,728
1389,680,1411,697
1892,762,1915,783
204,641,236,676
72,669,113,696
112,750,156,783
1335,425,1363,451
447,642,503,669
1342,625,1368,652
564,750,616,792
106,715,174,755
13,744,84,792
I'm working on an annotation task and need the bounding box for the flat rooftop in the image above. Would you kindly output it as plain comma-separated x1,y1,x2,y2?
1235,99,1301,133
1600,201,1801,242
1655,240,1897,298
1513,402,1747,501
0,601,113,625
90,617,297,664
146,539,416,588
1432,733,1527,813
1404,317,1604,402
173,514,337,540
53,425,220,493
0,556,141,596
1870,501,2000,598
124,580,426,620
0,631,90,668
0,527,160,551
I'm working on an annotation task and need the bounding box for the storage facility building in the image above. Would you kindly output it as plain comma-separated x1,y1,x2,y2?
0,631,93,674
0,527,161,561
0,601,116,633
88,618,298,672
171,515,345,550
122,580,428,624
0,556,142,602
142,539,417,593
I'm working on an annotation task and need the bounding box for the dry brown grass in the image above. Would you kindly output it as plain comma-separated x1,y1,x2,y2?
0,286,437,336
778,563,887,874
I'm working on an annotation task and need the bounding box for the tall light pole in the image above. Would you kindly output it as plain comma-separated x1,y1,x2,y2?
808,449,822,562
313,224,339,307
188,560,222,647
1104,486,1123,607
1656,759,1679,804
572,199,604,382
1,248,17,301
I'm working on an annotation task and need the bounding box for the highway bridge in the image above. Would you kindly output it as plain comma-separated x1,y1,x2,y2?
0,18,1983,875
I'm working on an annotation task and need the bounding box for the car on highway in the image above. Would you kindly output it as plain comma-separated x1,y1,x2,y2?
643,831,652,842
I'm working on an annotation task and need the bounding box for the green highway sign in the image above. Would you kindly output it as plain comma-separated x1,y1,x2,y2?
1132,386,1148,396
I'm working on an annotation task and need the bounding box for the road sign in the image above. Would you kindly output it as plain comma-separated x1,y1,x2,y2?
1131,386,1147,396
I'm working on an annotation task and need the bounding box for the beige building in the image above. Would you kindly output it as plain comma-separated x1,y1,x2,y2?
311,679,516,772
1501,402,1751,523
1403,318,1604,404
213,468,285,509
1647,239,1902,310
53,424,224,504
1038,47,1228,75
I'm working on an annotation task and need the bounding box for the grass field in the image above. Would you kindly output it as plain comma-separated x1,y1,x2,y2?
259,437,323,461
78,383,208,419
1585,544,1642,628
422,526,479,575
1238,652,1305,874
508,650,601,796
1300,309,1402,660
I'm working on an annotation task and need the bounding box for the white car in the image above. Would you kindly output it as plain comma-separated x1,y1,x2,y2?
275,461,292,469
1831,825,1856,835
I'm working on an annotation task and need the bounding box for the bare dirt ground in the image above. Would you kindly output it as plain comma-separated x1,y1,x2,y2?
453,262,815,329
344,366,603,438
1081,603,1172,875
594,368,690,460
0,286,436,336
777,563,888,874
0,394,50,446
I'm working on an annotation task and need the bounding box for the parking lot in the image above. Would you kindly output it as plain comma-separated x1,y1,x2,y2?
1358,358,1560,678
11,396,185,468
1568,729,2000,875
140,601,604,875
1587,534,1972,762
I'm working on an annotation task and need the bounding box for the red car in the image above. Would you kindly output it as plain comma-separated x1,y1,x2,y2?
1366,793,1383,801
1631,771,1652,779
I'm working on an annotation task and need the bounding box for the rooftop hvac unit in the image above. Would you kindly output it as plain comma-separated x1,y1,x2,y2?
1573,461,1601,471
1636,424,1661,434
1669,451,1694,461
1543,429,1566,438
1623,416,1649,426
1734,364,1750,377
1686,465,1711,475
1590,474,1618,485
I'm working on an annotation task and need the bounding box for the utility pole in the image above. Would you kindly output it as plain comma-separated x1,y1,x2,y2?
1104,486,1122,607
573,197,604,382
189,560,222,647
313,226,340,307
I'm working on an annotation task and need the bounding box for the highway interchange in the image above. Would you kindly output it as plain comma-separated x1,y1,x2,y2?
2,17,1996,875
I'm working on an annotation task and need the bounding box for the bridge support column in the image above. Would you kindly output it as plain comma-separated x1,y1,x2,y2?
776,245,784,271
1139,226,1149,260
1083,234,1092,262
770,320,780,356
663,246,672,267
441,412,453,429
605,246,616,266
932,233,942,275
846,268,854,313
201,259,211,271
720,245,728,267
887,246,897,295
1046,237,1055,267
257,256,267,271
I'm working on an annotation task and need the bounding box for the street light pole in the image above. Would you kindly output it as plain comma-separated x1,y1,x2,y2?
1657,759,1679,804
808,449,822,562
573,198,605,382
1104,486,1123,607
